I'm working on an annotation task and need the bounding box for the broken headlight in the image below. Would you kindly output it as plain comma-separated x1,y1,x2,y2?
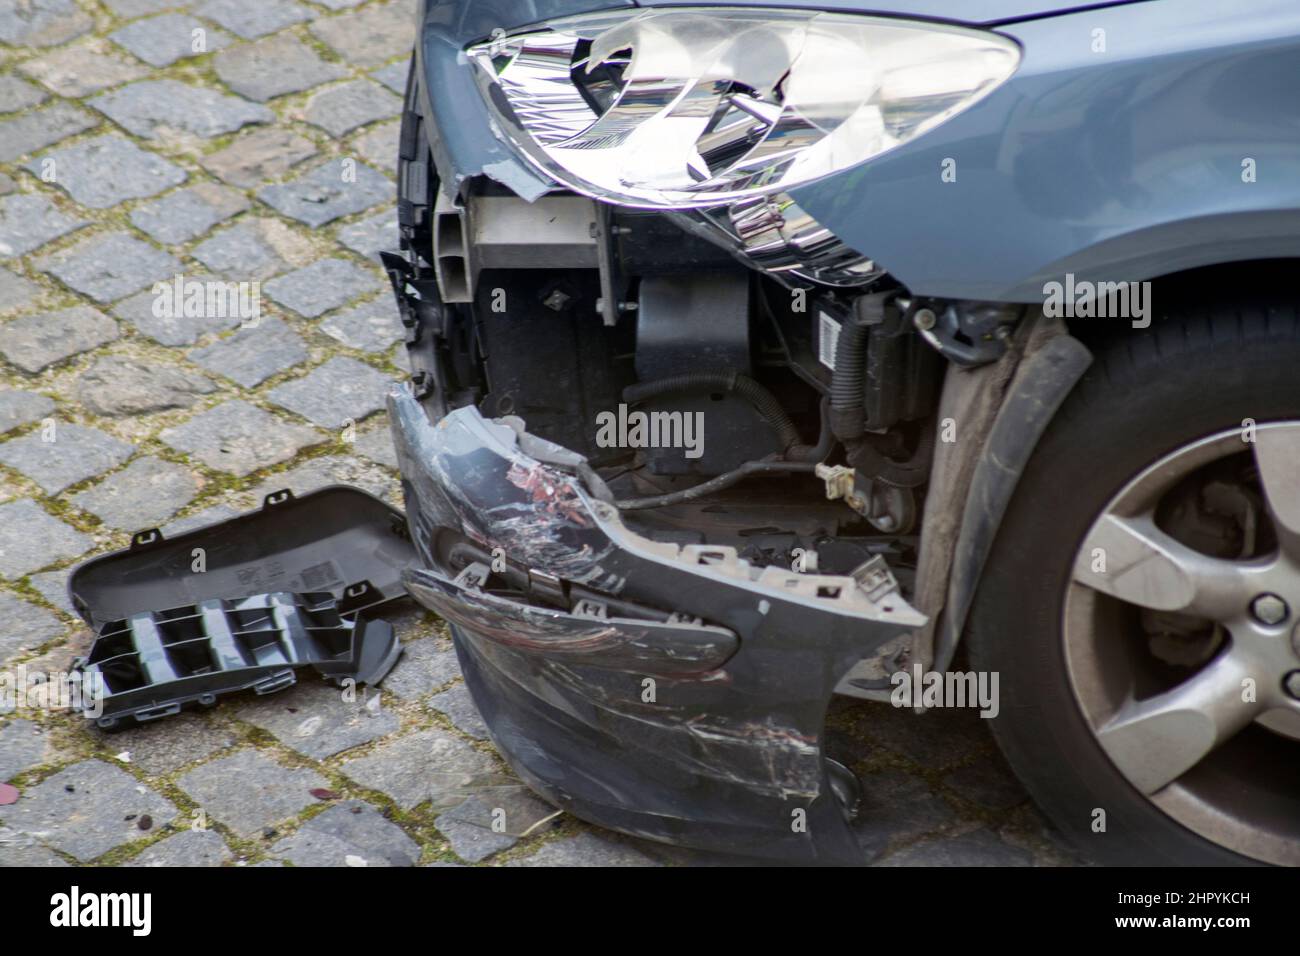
467,8,1019,211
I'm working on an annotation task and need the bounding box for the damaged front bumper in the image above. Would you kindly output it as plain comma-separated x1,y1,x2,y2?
388,388,925,863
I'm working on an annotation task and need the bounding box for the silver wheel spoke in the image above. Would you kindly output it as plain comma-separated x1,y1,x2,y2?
1253,424,1300,547
1097,649,1261,794
1073,513,1249,619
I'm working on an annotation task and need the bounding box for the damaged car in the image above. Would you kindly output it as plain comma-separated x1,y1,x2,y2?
384,0,1300,864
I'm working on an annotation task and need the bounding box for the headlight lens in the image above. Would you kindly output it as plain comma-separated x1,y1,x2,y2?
468,8,1019,210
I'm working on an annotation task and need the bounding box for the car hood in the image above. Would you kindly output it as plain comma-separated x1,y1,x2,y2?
636,0,1154,26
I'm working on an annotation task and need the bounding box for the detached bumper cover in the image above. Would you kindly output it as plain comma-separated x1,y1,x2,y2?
388,388,924,863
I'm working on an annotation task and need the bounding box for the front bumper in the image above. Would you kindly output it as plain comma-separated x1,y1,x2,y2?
388,388,924,863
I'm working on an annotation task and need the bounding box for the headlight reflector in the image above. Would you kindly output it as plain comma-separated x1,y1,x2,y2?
468,8,1020,210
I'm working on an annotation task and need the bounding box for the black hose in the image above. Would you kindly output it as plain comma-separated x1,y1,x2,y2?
614,459,817,511
849,425,936,488
622,370,804,456
829,292,890,441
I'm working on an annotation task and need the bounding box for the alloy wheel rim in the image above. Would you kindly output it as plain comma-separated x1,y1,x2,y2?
1064,423,1300,864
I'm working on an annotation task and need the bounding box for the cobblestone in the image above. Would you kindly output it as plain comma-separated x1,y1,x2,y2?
176,749,327,838
0,390,55,435
160,399,321,475
265,258,385,317
188,316,308,387
0,102,96,164
0,422,134,494
90,79,274,140
0,759,178,861
200,127,317,188
0,192,88,257
0,500,91,579
28,135,186,208
129,182,249,244
257,159,391,227
270,800,419,867
38,232,182,303
71,456,200,530
214,34,347,102
109,13,233,67
19,39,150,97
0,592,65,662
76,355,217,416
301,80,401,138
128,829,232,867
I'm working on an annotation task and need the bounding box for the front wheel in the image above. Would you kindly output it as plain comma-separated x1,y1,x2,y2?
969,306,1300,865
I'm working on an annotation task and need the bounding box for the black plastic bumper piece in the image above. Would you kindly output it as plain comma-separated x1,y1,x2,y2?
74,592,400,729
68,485,415,631
388,388,927,864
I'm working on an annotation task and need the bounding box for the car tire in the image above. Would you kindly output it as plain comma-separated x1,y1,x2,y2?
967,306,1300,865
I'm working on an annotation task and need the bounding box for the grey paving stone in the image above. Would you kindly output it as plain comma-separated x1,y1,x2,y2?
310,2,413,67
267,357,393,429
91,79,274,140
0,193,88,258
434,797,517,862
111,283,245,347
0,841,70,866
320,297,402,353
337,209,398,262
188,317,308,387
28,135,186,209
340,728,499,811
109,13,232,67
71,456,200,531
175,749,327,838
197,0,309,38
0,759,178,862
942,756,1029,812
38,232,182,303
200,127,317,188
1,305,118,373
427,683,489,741
0,75,47,112
270,800,419,867
302,80,400,138
0,720,51,783
371,59,410,94
0,267,39,314
19,39,151,97
0,500,91,579
77,355,216,417
190,218,311,281
353,424,397,469
352,118,399,169
247,453,395,503
850,768,958,861
214,34,347,102
0,0,94,48
0,102,96,164
237,681,399,760
507,832,660,867
0,422,134,495
0,269,39,314
876,828,1034,867
0,391,54,435
257,159,391,227
128,829,231,867
315,0,367,9
96,712,235,776
0,591,65,662
27,568,74,615
160,503,239,537
381,638,460,700
102,0,195,15
0,174,14,195
160,399,321,476
265,258,385,318
129,182,249,244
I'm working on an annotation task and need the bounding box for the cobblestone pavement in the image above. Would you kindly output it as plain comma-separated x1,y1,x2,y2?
0,0,1083,867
